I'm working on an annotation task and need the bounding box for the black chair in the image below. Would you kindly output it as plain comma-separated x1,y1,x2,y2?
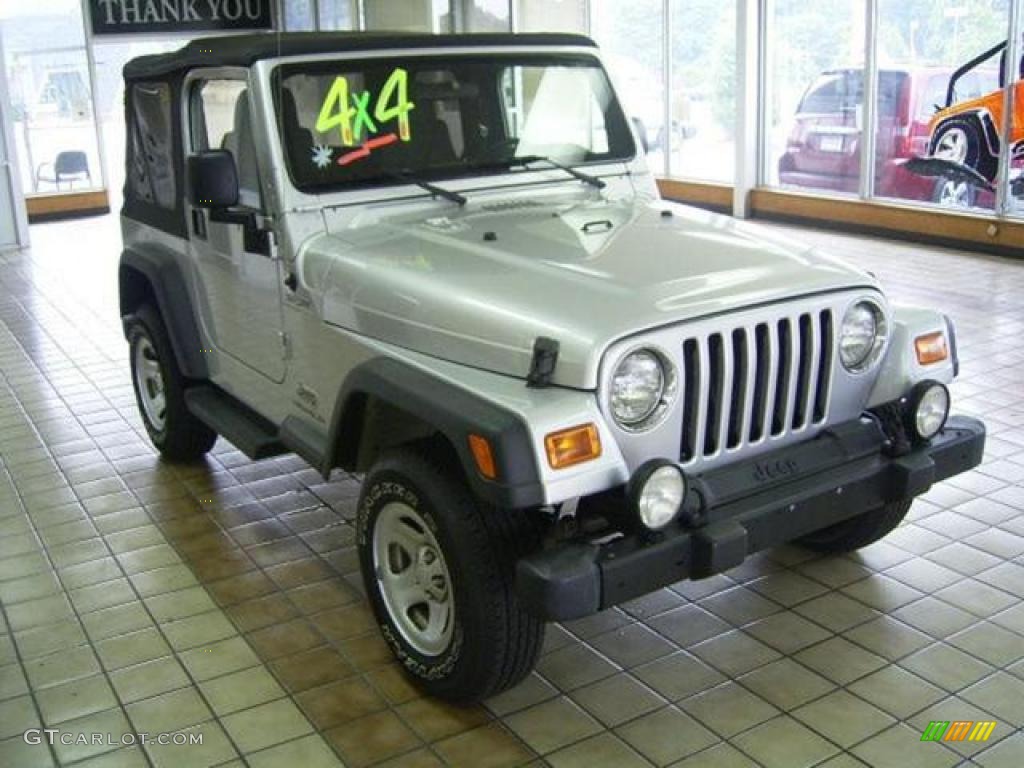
35,151,91,191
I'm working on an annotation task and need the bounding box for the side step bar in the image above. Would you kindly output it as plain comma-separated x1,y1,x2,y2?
184,386,287,460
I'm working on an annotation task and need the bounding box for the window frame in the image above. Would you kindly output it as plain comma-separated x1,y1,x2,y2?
180,66,266,211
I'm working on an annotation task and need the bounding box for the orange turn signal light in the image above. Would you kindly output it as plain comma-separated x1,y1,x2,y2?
915,331,949,366
545,423,602,469
468,434,497,480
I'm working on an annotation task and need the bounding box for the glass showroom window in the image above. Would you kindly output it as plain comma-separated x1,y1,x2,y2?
463,0,510,32
591,0,667,171
1,0,102,196
363,0,453,32
1004,8,1023,217
284,0,315,30
765,0,866,194
872,0,1011,212
668,0,736,183
514,0,586,33
319,0,357,29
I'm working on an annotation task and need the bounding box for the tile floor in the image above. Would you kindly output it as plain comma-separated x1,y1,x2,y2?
0,214,1022,768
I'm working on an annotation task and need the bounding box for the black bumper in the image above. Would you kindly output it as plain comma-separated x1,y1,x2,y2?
516,415,985,621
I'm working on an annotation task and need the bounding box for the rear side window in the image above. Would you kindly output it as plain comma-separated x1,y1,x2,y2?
798,72,863,115
798,71,905,117
128,83,176,209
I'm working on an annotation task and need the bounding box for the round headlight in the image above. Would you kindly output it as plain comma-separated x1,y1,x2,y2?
629,461,687,530
840,300,887,372
611,350,666,427
909,381,950,441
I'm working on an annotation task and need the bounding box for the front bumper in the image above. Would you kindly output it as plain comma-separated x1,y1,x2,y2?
516,415,985,621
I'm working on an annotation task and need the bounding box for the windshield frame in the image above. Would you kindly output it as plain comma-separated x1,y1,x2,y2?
270,50,636,195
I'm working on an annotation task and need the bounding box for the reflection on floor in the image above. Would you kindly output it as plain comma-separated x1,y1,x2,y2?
1,214,1023,768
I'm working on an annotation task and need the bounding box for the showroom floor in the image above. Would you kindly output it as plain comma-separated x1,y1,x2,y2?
0,214,1022,768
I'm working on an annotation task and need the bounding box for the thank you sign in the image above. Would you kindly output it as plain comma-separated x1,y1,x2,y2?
88,0,274,35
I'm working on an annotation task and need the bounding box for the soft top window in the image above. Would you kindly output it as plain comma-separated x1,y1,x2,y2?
127,82,176,209
274,53,635,192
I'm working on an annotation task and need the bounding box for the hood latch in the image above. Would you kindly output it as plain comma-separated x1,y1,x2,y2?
527,337,560,388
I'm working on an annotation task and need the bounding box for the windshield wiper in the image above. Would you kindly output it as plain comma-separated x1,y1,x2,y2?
505,155,606,190
385,170,466,206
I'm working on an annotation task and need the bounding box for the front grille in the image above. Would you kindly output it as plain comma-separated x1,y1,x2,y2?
680,309,835,463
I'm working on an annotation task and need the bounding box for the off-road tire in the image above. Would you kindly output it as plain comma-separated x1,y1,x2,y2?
797,499,912,553
356,446,545,703
930,117,997,182
127,304,217,461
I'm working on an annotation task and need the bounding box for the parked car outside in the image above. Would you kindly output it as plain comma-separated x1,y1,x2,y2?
778,66,998,207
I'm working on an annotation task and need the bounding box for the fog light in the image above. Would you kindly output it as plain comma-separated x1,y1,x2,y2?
628,460,687,531
907,380,950,441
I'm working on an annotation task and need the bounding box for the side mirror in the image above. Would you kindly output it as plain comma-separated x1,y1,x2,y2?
188,150,239,209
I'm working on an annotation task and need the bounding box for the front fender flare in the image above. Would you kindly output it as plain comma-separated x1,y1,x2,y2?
325,358,545,510
867,306,956,408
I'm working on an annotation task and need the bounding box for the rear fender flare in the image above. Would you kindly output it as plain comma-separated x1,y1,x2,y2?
119,246,208,380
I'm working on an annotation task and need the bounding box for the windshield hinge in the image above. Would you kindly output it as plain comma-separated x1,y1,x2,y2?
279,331,292,361
254,215,280,261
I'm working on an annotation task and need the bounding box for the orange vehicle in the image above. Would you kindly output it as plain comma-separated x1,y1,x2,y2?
927,39,1023,183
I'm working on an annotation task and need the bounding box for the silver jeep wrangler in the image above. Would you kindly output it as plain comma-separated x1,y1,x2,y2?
119,31,985,702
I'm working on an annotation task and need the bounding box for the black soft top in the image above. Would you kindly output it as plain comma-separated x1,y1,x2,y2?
123,31,597,80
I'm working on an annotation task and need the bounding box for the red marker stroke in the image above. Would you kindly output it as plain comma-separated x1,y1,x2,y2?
338,132,400,166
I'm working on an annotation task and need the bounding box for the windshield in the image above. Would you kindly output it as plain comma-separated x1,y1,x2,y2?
274,54,635,192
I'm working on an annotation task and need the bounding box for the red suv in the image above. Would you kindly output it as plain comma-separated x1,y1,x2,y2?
778,67,998,207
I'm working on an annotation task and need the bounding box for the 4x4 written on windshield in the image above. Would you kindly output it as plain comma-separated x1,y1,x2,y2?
314,67,415,167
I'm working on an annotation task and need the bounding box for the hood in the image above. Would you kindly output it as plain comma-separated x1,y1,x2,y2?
301,191,876,389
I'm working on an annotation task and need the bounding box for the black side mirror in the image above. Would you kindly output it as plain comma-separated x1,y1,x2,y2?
188,150,239,209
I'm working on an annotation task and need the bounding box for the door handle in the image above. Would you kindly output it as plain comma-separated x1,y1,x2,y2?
581,219,613,234
191,209,207,240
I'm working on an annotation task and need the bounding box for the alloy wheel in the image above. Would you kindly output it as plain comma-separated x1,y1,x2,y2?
937,179,972,208
934,127,969,165
133,336,167,432
372,501,455,656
